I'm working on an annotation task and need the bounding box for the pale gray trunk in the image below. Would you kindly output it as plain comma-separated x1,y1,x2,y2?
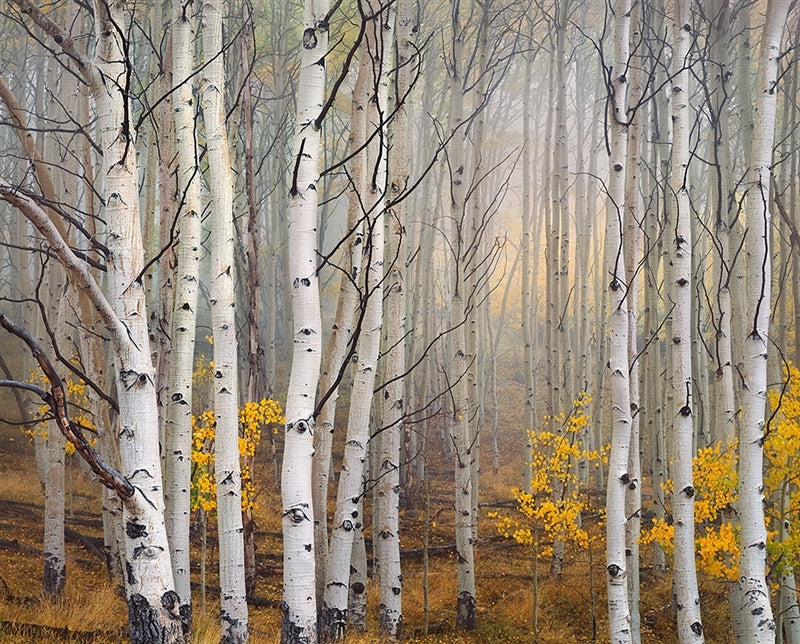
605,2,633,642
321,5,393,637
669,2,704,640
281,0,328,640
623,6,643,638
376,0,413,635
164,0,202,623
735,1,791,639
201,0,249,640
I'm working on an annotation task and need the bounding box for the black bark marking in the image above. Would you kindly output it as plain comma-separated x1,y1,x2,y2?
43,551,66,598
302,28,317,50
320,603,347,641
126,561,136,586
456,591,476,630
126,519,148,539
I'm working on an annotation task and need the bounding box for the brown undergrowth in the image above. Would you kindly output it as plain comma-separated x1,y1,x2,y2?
0,419,735,643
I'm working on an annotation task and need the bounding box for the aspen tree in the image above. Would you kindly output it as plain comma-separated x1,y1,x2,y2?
312,44,369,607
669,1,704,640
282,0,329,640
5,2,186,640
447,0,476,629
605,1,633,642
376,0,414,635
707,0,737,447
164,0,202,623
623,4,644,638
735,0,792,639
0,73,69,600
322,3,395,638
201,0,249,640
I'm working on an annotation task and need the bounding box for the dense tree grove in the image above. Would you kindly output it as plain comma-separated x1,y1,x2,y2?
1,0,800,643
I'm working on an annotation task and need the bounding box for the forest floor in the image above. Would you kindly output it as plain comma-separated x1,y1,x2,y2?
0,418,736,643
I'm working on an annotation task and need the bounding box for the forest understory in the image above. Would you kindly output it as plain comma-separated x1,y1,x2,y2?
0,417,737,644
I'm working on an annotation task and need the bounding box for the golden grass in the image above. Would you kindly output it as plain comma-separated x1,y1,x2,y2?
0,422,738,644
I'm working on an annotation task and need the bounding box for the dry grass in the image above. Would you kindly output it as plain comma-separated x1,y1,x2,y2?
0,418,740,644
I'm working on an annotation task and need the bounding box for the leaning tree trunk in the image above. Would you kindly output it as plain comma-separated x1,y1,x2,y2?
321,4,394,638
734,1,791,640
605,1,633,642
202,0,249,641
311,48,369,609
5,3,187,641
281,0,329,641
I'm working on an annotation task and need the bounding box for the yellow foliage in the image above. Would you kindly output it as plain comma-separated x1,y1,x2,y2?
191,398,284,514
641,441,739,580
492,393,603,557
25,363,96,450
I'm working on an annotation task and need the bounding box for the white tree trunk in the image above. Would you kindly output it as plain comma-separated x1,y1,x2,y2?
43,417,66,598
376,0,412,635
282,0,328,640
164,0,202,624
447,2,476,627
623,6,643,638
201,0,249,641
322,5,394,637
312,52,369,607
736,1,791,640
605,2,633,642
669,2,704,641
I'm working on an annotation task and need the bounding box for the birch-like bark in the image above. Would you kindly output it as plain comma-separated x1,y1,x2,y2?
708,0,737,446
735,1,791,639
43,407,66,598
201,0,248,641
376,0,413,635
5,2,186,640
521,51,535,490
322,4,394,638
623,6,643,638
448,0,476,629
163,0,202,624
669,2,704,641
605,2,633,642
282,0,328,640
312,51,369,608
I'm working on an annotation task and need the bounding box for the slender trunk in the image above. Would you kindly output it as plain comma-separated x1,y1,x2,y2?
735,2,791,640
322,5,394,638
624,5,643,638
376,0,413,635
281,0,329,640
164,0,202,625
605,2,633,642
669,2,704,641
312,47,369,609
448,0,476,630
201,1,249,640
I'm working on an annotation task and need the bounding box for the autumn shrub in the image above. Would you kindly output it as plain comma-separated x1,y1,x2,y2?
190,398,284,514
